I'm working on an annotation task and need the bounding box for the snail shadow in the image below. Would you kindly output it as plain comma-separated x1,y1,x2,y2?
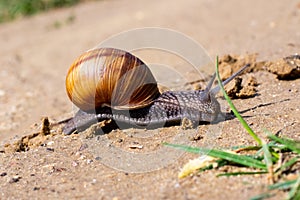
224,98,290,121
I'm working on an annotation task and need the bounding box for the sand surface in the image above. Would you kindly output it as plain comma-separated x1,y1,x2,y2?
0,0,300,199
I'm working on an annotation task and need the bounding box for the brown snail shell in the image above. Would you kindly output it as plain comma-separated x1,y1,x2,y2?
66,48,160,111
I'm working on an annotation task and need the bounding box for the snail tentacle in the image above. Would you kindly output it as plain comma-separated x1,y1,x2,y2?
211,64,250,95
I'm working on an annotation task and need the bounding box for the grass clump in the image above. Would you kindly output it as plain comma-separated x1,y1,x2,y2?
0,0,84,23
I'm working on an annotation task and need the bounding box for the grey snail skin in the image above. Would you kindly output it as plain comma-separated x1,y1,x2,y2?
63,48,249,135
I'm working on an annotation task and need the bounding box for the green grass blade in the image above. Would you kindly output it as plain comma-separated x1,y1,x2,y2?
287,174,300,200
164,143,267,169
217,171,267,177
276,157,299,173
262,140,274,179
268,179,297,190
267,133,300,154
215,56,262,145
231,145,261,152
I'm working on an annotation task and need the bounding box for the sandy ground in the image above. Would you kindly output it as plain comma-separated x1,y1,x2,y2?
0,0,300,199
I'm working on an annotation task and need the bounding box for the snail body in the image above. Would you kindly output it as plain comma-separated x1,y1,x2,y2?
63,48,249,134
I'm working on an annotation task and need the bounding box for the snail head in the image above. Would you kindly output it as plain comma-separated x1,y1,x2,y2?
197,64,250,122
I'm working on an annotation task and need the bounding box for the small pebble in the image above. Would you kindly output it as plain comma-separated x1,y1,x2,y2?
47,141,54,146
128,144,143,149
116,138,123,143
95,156,101,161
0,89,5,97
79,143,88,151
33,187,40,191
9,176,21,183
52,167,66,173
87,159,93,164
46,148,54,152
0,172,7,177
72,161,79,167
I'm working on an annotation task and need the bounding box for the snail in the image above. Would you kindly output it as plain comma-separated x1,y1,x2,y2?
63,48,249,135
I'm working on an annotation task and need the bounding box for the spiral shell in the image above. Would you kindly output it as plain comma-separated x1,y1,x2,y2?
66,48,160,111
